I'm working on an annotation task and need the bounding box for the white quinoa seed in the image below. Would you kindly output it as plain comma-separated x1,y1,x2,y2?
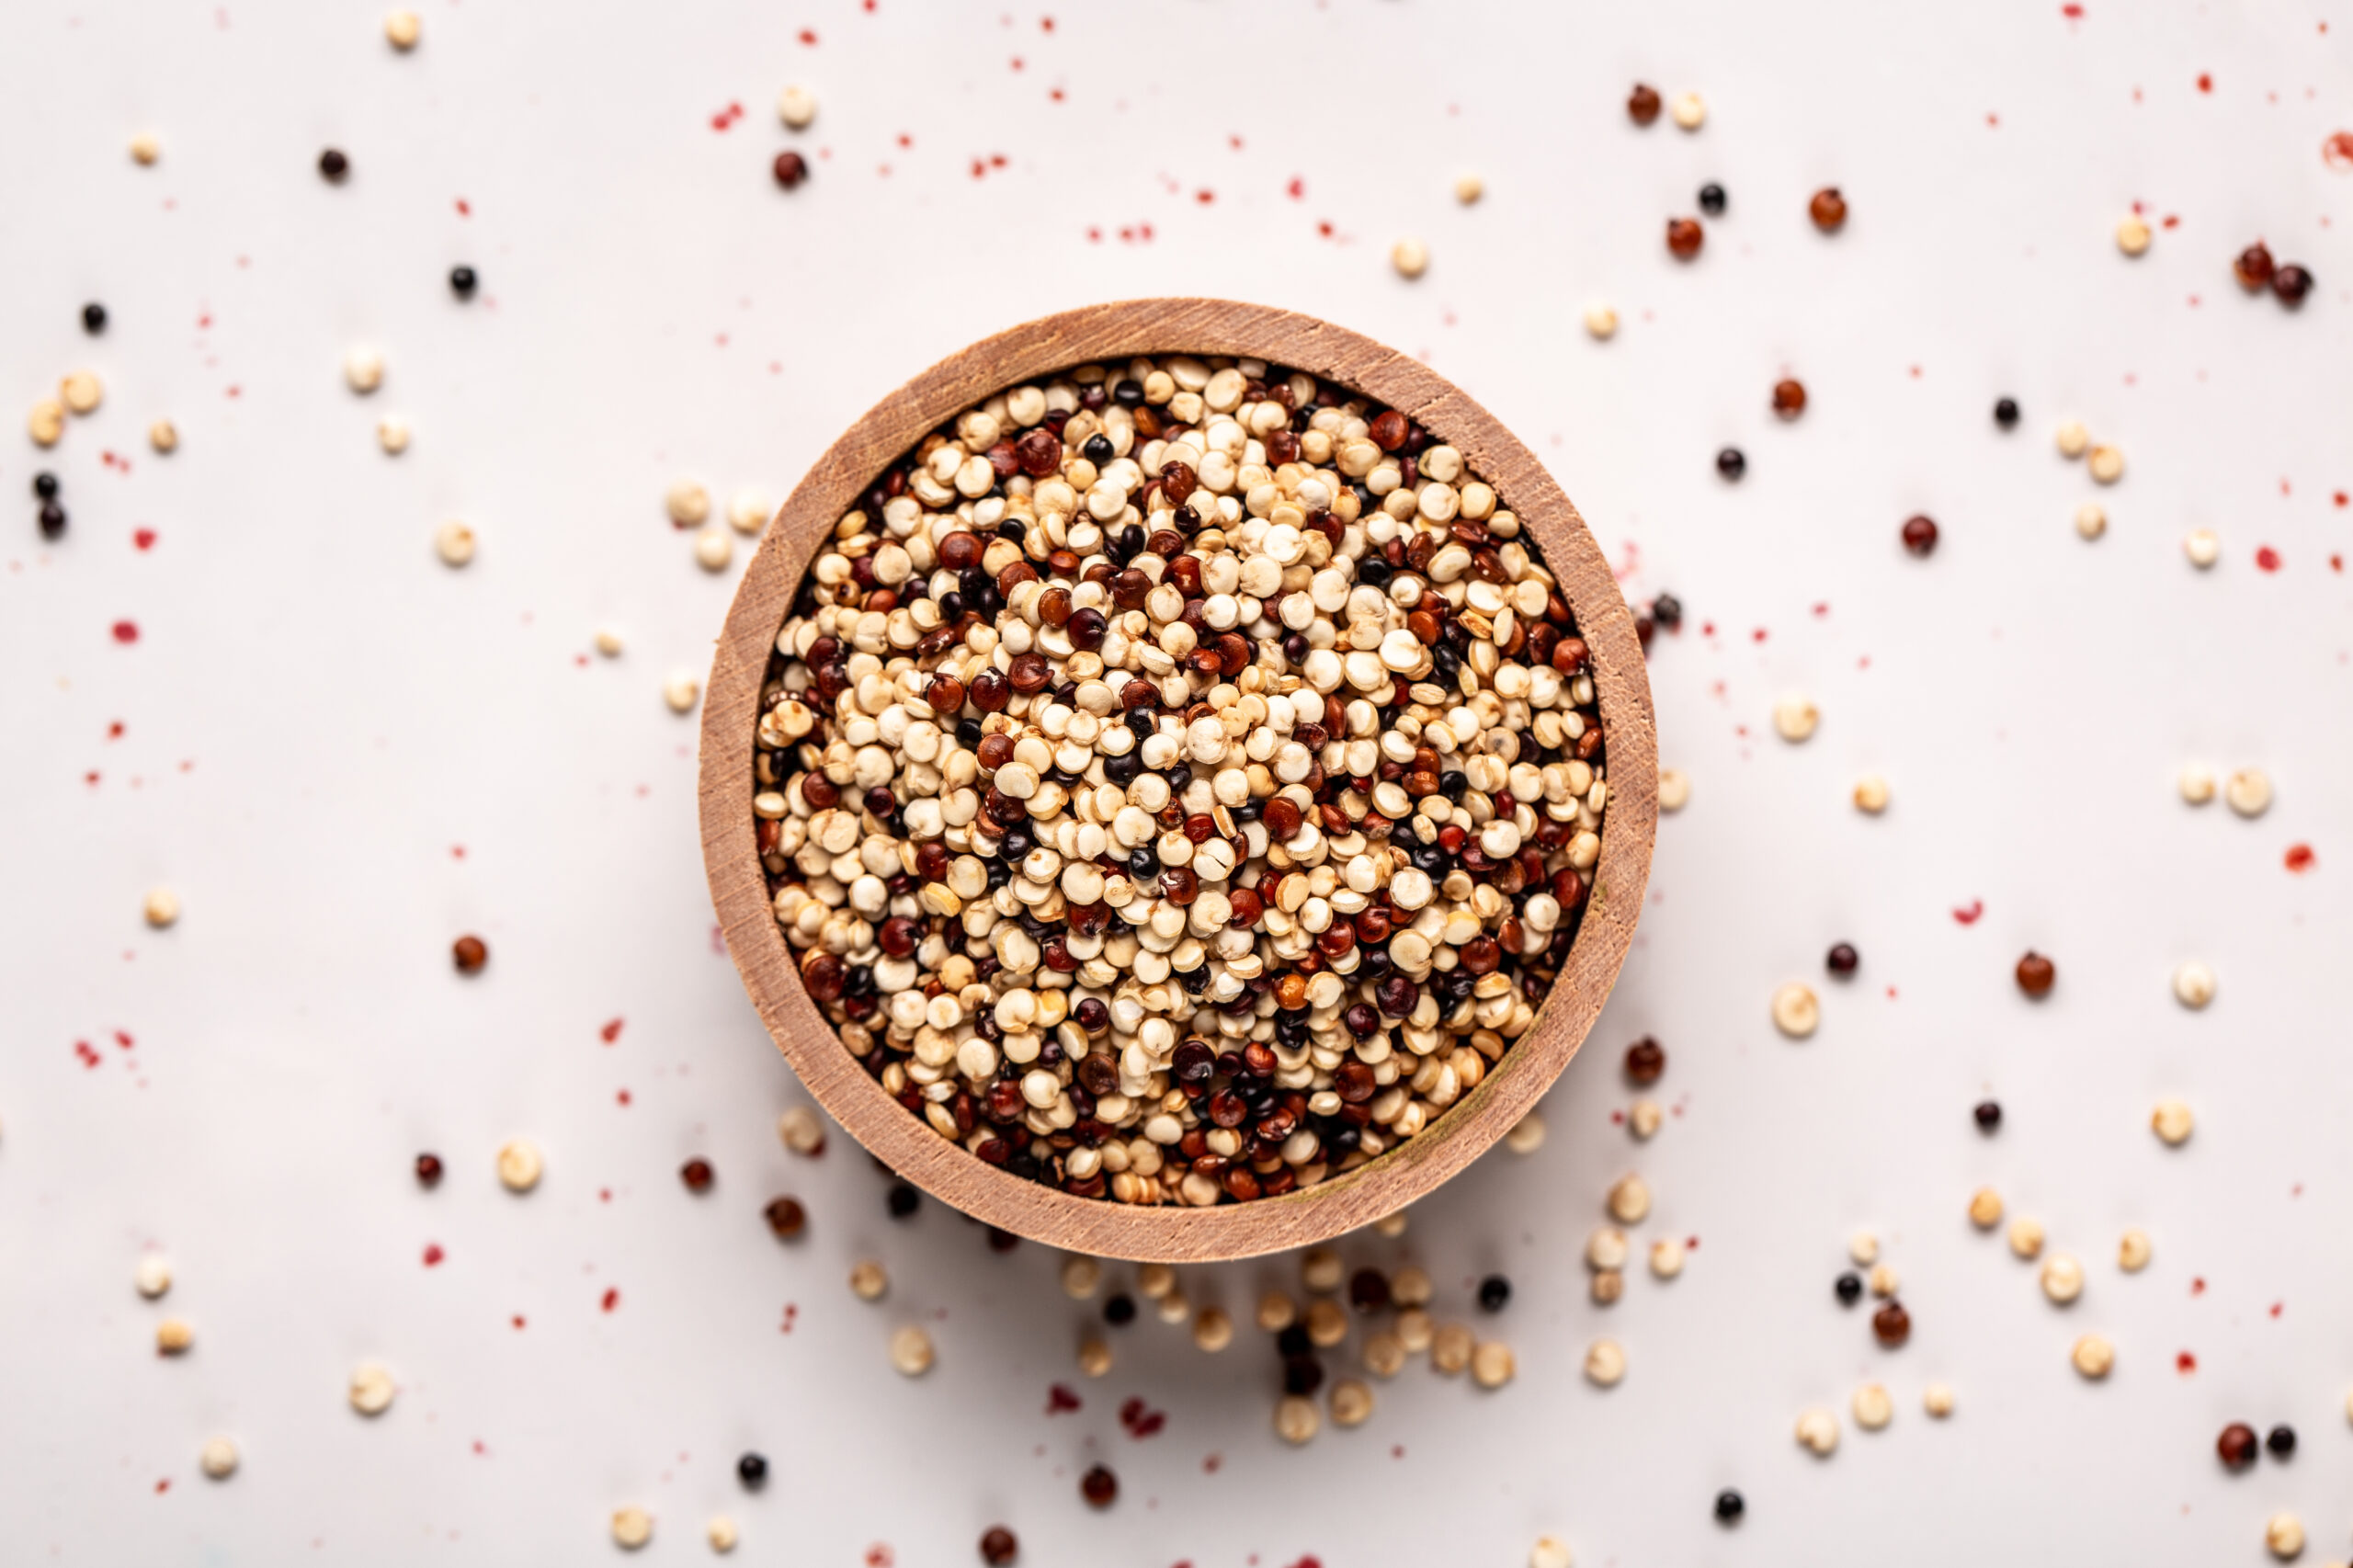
2184,528,2221,568
2224,767,2272,817
728,488,773,536
2150,1098,2193,1146
595,628,625,658
348,1361,395,1415
1608,1174,1651,1224
376,415,410,454
1771,694,1819,742
777,1105,824,1153
149,419,178,453
2070,1335,2114,1380
435,520,477,567
1771,983,1820,1039
2055,420,2090,459
1454,174,1485,204
199,1435,239,1478
1505,1111,1547,1153
342,347,383,394
2087,444,2125,484
28,398,65,448
1853,774,1891,813
1795,1407,1839,1455
1583,302,1620,339
2008,1215,2046,1259
2040,1253,2085,1304
383,8,420,48
2118,1228,2152,1272
665,480,711,527
1649,1237,1686,1278
1256,1290,1296,1333
1301,1248,1343,1293
707,1515,740,1552
1852,1382,1893,1430
130,131,162,165
1154,1289,1191,1325
2265,1514,2304,1561
1275,1393,1320,1444
135,1255,172,1298
1137,1262,1176,1300
1581,1338,1623,1387
1868,1262,1899,1298
695,526,735,572
156,1317,194,1355
1305,1297,1347,1348
496,1139,543,1191
1473,1340,1518,1388
2177,763,2216,803
1590,1267,1624,1305
2172,960,2216,1009
1193,1305,1233,1352
663,671,701,713
1669,91,1706,130
1365,1330,1406,1377
1329,1377,1374,1425
1923,1382,1956,1417
1391,236,1429,278
1431,1323,1474,1375
1848,1230,1880,1266
1656,767,1689,812
2074,502,2107,540
143,886,180,928
1628,1098,1662,1140
611,1506,653,1551
1396,1309,1435,1352
2115,214,2152,256
849,1260,888,1301
62,370,104,415
1390,1266,1432,1308
1968,1187,2004,1229
888,1324,934,1375
1586,1225,1629,1271
1077,1335,1111,1377
1529,1536,1572,1568
1372,1210,1408,1237
776,85,817,129
1059,1256,1101,1299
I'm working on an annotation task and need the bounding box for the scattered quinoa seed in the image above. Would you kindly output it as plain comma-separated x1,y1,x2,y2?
1656,767,1689,811
451,934,488,973
2270,265,2313,307
2041,1253,2086,1304
1969,1187,2003,1228
1076,1335,1111,1376
1627,83,1661,124
1628,1098,1662,1139
1668,91,1705,130
2150,1098,2193,1146
157,1318,194,1354
696,526,735,572
1771,694,1819,742
1809,187,1847,231
1608,1173,1651,1224
2224,767,2271,817
1870,1301,1911,1346
1795,1407,1840,1455
1827,943,1860,976
1972,1098,2000,1131
384,8,420,48
1852,775,1890,813
2265,1514,2304,1560
1848,1231,1879,1266
2070,1335,2114,1380
149,419,179,453
2075,502,2107,540
777,85,817,129
130,131,161,165
1192,1305,1233,1351
2086,445,2124,484
1868,1263,1899,1297
1650,1237,1687,1278
707,1515,739,1553
1391,236,1429,278
1770,377,1804,418
1901,515,1938,555
1079,1463,1118,1506
889,1324,935,1375
2055,420,2090,459
595,628,625,658
663,671,700,713
1431,1323,1474,1375
2177,764,2216,803
2014,951,2055,998
771,151,809,189
1771,983,1819,1039
1504,1112,1547,1153
1454,174,1484,204
1529,1536,1572,1568
1994,397,2019,428
1275,1394,1319,1444
415,1152,443,1187
348,1361,395,1415
763,1196,806,1238
1716,445,1745,479
1329,1377,1374,1424
611,1506,653,1551
1923,1383,1956,1417
777,1105,824,1153
666,480,711,528
434,520,477,566
1667,218,1705,259
1852,1382,1893,1430
143,887,180,928
2118,1228,2152,1272
848,1260,888,1301
61,370,104,415
2172,960,2217,1009
199,1435,238,1478
2008,1215,2046,1259
343,346,383,393
28,399,65,448
377,415,411,454
135,1255,172,1298
495,1139,542,1191
679,1157,714,1192
449,265,476,297
728,488,773,535
2184,528,2220,568
1059,1256,1101,1298
1583,302,1620,339
2116,215,2153,256
1714,1490,1745,1522
1579,1338,1621,1386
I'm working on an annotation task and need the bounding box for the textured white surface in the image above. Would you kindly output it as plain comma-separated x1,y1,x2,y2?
4,0,2351,1562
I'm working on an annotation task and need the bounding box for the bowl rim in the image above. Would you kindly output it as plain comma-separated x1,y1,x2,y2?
699,297,1656,1262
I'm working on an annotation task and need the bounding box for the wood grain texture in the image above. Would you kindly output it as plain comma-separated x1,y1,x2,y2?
699,299,1657,1262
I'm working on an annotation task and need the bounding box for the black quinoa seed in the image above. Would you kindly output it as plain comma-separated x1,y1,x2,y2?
1698,182,1727,216
1715,447,1746,481
1101,1292,1136,1326
1714,1488,1745,1523
1835,1271,1862,1305
1973,1100,2002,1132
82,302,108,334
2267,1424,2296,1459
449,265,478,297
318,147,349,181
1994,396,2019,428
886,1182,919,1219
1825,942,1859,976
32,472,59,501
38,502,67,540
1477,1274,1511,1312
737,1451,768,1486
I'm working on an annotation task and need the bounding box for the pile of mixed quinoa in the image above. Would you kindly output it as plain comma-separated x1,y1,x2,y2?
752,354,1611,1205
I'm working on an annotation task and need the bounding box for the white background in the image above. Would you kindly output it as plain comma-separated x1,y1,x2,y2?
4,0,2350,1562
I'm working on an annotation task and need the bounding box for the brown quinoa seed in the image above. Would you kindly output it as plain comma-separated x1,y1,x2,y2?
763,1196,807,1238
979,1525,1018,1564
451,934,488,974
1771,379,1807,419
1622,1035,1665,1085
2015,951,2056,998
1666,218,1705,259
772,151,808,190
1079,1464,1117,1507
1871,1301,1912,1347
1809,187,1848,231
680,1157,715,1193
1901,516,1938,556
752,356,1608,1209
1627,84,1662,125
2233,241,2276,290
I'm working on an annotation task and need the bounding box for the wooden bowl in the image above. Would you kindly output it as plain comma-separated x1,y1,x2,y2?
699,299,1656,1262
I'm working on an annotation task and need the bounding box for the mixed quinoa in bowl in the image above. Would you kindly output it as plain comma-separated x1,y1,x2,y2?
749,351,1613,1208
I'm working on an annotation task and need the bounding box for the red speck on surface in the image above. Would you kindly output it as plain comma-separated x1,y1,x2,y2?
1986,112,2000,126
111,619,140,644
1120,1396,1167,1437
107,721,125,739
2177,1350,2197,1372
598,1187,612,1202
2197,73,2212,92
455,198,470,216
85,771,101,787
1195,187,1214,204
779,1302,798,1334
2269,1301,2284,1318
800,28,819,44
601,1288,620,1312
133,528,156,551
1750,628,1768,643
2334,491,2348,506
511,1315,526,1329
1952,900,1984,926
1286,176,1304,199
154,1479,170,1494
2325,131,2353,170
615,1088,631,1107
423,1244,445,1267
2332,555,2345,573
600,1017,624,1044
1315,220,1334,238
1608,1108,1625,1125
1009,55,1023,70
2285,844,2317,873
1285,1557,1324,1568
2061,2,2083,15
1812,601,1830,618
450,845,466,859
1046,1383,1082,1414
864,1547,892,1568
709,102,745,131
1686,1235,1700,1249
2190,1277,2207,1295
1040,13,1053,28
74,1040,102,1069
2162,214,2179,228
2256,545,2281,571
